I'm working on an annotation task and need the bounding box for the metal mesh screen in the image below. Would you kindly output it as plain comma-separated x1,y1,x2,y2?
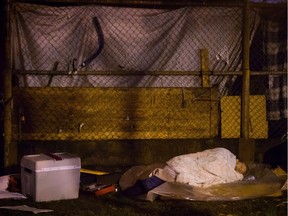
250,6,287,138
13,4,244,86
11,2,287,141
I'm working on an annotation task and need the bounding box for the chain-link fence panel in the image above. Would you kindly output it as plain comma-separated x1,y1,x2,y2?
249,5,287,138
13,4,244,76
11,2,287,141
13,87,219,140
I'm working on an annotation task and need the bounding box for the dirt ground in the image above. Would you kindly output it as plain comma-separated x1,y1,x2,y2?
0,162,287,216
0,190,286,216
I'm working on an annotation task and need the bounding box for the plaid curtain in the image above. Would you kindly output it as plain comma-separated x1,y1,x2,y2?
264,13,287,121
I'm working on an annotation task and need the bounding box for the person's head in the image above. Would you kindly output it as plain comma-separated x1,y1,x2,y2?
235,159,247,174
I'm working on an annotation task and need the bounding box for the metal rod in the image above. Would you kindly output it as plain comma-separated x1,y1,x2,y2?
13,0,286,8
14,0,244,7
14,69,287,76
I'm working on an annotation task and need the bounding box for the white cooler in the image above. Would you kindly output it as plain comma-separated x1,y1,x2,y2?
21,152,81,202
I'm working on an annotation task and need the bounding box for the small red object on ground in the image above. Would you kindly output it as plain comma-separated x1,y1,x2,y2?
94,184,118,196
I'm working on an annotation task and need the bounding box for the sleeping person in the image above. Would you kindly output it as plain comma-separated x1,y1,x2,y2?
122,147,247,197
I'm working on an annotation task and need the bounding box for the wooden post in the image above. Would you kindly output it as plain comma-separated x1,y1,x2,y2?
3,0,17,168
239,0,254,162
200,49,210,87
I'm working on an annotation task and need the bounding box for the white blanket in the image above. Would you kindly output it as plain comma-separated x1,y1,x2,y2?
154,148,243,188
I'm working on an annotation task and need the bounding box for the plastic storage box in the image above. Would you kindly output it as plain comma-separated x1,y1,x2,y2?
21,152,81,202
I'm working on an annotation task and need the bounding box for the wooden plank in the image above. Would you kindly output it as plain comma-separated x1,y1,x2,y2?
221,95,268,139
13,87,219,140
4,0,17,167
200,49,210,87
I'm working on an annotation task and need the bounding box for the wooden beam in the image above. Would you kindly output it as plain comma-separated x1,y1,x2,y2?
200,49,210,87
4,0,17,167
239,0,254,163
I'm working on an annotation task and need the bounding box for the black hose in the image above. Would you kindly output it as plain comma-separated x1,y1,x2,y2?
81,16,104,68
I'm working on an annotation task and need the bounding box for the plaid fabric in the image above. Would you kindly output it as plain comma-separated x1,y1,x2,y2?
264,17,287,121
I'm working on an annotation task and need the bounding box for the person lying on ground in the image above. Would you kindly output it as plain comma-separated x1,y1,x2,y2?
121,147,248,197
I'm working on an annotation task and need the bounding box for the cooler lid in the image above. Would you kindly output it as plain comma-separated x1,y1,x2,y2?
21,152,81,172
